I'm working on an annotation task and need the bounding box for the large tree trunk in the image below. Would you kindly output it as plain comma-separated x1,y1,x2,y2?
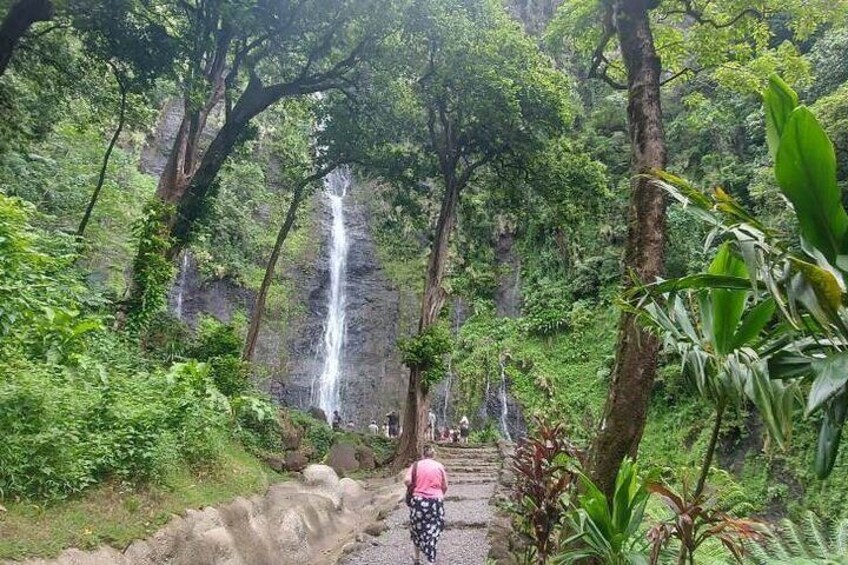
242,184,306,361
0,0,53,78
588,0,667,498
395,175,462,465
168,77,276,255
77,81,127,238
155,89,225,205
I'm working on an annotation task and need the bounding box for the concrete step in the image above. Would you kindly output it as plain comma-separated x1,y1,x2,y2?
447,466,501,475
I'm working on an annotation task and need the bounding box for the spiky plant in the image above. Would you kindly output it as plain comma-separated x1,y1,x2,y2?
745,511,848,564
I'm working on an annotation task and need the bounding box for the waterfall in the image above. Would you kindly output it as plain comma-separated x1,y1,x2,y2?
442,358,452,425
175,252,189,321
313,167,351,422
498,360,512,442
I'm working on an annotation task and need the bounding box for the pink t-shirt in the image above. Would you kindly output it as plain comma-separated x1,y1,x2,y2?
405,458,448,499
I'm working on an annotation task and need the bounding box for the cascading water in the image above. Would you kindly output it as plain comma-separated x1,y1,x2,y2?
497,360,512,442
313,167,351,422
441,358,453,425
174,252,189,321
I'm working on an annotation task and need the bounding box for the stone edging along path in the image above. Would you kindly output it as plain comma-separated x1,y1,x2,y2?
336,443,510,565
4,465,401,565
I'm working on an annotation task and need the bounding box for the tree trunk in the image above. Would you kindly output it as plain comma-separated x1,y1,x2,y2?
242,184,306,361
695,404,724,499
0,0,53,78
395,175,462,466
168,78,274,256
77,82,127,238
588,0,668,498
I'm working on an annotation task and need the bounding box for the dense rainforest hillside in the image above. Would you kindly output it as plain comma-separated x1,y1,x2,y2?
3,0,848,563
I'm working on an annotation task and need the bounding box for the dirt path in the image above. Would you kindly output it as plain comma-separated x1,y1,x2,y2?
338,445,502,565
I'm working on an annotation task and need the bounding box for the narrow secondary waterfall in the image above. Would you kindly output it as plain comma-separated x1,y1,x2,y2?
441,358,453,425
174,252,189,321
314,167,351,422
497,360,512,442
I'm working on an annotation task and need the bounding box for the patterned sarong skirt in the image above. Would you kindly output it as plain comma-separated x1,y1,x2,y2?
408,495,445,563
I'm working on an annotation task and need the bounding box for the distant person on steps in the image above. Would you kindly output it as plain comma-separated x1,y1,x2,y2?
427,410,437,441
404,444,447,565
388,410,400,438
369,419,379,435
332,410,342,431
459,415,470,444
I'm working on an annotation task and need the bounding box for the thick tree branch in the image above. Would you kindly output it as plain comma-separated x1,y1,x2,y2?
660,66,698,86
0,0,54,77
662,1,763,29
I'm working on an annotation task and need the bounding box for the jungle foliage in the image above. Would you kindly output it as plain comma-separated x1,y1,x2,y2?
3,0,848,563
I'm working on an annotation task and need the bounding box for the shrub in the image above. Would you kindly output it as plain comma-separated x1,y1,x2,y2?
508,420,583,563
290,410,335,460
398,323,453,386
187,316,249,397
469,421,501,444
523,277,572,336
0,355,230,500
232,394,283,454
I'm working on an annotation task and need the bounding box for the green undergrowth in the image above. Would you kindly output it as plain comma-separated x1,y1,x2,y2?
0,442,281,560
510,302,848,520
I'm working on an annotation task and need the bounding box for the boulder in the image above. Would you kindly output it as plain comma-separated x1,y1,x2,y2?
303,464,340,489
307,406,328,423
355,445,376,471
339,477,369,508
327,442,359,476
263,455,286,473
284,451,308,472
302,464,341,509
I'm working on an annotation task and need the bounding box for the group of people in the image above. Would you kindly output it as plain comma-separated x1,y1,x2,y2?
426,410,470,444
331,409,471,448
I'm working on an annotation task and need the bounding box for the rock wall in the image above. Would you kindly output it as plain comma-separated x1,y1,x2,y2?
505,0,564,34
270,180,412,428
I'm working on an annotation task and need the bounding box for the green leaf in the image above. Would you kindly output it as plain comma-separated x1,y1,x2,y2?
746,368,795,448
732,298,776,350
638,274,754,296
774,106,848,265
807,353,848,415
708,243,748,355
815,393,848,479
763,74,799,159
768,351,813,380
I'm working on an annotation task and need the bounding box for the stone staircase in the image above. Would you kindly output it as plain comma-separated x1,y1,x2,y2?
339,444,503,564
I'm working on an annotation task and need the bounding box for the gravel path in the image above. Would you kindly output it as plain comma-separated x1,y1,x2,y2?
338,446,501,565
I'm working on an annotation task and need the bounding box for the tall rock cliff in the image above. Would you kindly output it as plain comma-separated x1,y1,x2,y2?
268,180,413,427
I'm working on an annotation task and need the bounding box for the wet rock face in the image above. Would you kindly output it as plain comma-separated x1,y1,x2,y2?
505,0,563,34
481,378,527,442
495,231,521,319
271,181,410,428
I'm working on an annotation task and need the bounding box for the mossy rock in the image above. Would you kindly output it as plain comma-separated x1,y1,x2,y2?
277,410,304,451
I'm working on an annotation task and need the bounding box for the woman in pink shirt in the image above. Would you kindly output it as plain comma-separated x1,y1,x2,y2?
404,444,448,564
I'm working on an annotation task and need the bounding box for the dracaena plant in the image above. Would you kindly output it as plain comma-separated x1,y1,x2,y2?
508,419,583,564
633,242,799,498
647,471,766,565
644,74,848,479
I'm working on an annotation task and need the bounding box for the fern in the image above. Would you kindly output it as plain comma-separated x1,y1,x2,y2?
745,511,848,565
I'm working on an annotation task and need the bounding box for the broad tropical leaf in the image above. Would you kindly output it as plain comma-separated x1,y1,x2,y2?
774,106,847,265
763,74,799,158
